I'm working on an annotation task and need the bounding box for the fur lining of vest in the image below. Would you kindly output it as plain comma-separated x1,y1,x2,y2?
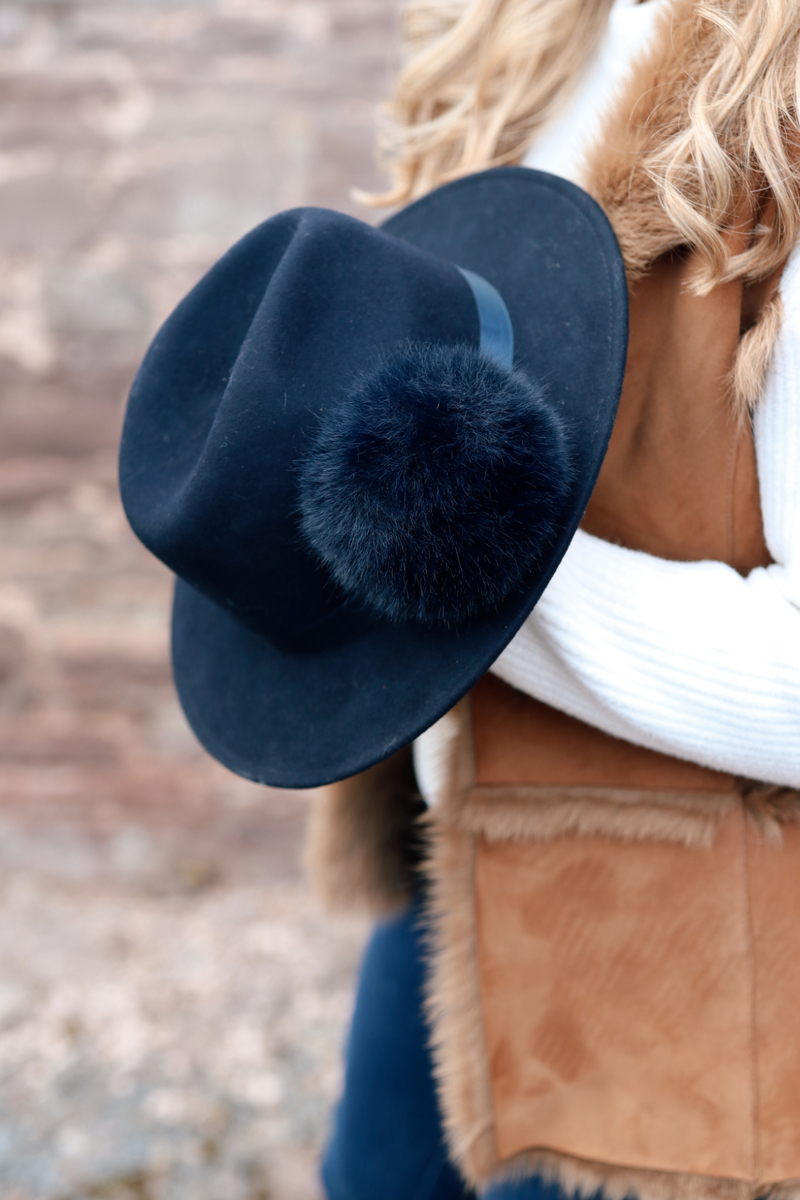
582,0,737,283
581,0,787,413
304,746,425,916
457,781,800,850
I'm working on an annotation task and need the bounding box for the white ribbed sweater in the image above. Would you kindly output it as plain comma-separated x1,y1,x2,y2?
414,0,800,802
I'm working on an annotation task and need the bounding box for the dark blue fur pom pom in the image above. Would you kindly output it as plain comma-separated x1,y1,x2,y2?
299,341,572,627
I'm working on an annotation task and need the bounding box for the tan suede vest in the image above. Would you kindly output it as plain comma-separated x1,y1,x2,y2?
307,256,800,1200
427,246,800,1199
307,13,800,1188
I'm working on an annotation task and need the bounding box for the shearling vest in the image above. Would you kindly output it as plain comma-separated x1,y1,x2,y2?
305,4,800,1199
417,236,800,1200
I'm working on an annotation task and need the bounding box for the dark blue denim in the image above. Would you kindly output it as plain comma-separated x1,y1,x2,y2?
321,898,470,1200
485,1181,580,1200
321,901,581,1200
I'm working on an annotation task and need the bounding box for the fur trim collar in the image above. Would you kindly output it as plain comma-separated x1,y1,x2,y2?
581,0,788,411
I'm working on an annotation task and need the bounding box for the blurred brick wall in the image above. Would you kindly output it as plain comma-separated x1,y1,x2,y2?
0,0,396,864
0,3,396,1196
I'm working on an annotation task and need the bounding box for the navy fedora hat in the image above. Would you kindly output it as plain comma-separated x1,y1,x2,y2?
119,166,627,788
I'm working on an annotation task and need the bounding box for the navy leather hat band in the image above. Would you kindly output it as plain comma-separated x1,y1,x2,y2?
457,266,514,369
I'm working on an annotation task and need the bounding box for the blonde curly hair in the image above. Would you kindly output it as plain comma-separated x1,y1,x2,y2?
367,0,800,295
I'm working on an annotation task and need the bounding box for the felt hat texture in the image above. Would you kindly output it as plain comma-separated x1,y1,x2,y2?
119,167,628,787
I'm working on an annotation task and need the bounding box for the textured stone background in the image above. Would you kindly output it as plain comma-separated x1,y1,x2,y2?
0,2,397,1195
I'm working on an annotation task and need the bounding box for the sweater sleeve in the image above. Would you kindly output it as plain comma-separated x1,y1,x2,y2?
491,246,800,787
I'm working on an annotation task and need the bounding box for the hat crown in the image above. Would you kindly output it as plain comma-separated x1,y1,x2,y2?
120,207,480,649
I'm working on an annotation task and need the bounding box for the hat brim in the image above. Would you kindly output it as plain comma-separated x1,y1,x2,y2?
171,167,628,788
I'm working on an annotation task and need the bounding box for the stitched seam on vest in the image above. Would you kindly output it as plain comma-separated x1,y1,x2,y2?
739,801,762,1185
